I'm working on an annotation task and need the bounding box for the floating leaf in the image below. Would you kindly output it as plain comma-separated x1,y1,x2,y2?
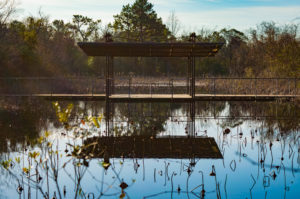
0,159,12,170
98,115,103,123
52,102,73,124
29,151,40,159
120,182,128,190
47,142,52,148
76,162,82,167
37,136,44,144
119,192,126,199
23,167,29,174
45,131,50,138
101,161,111,170
15,157,21,164
92,117,100,128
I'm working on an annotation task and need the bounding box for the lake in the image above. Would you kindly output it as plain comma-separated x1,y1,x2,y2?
0,99,299,199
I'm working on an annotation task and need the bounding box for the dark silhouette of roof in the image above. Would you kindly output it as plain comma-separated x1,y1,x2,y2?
78,42,224,57
84,136,223,159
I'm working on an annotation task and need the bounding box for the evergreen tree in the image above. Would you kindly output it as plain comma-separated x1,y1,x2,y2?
112,0,171,42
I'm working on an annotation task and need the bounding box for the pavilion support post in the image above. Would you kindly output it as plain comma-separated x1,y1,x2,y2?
105,55,114,97
188,101,195,137
110,56,114,95
192,56,195,98
188,32,196,98
187,56,195,97
105,56,110,98
105,100,110,136
187,57,191,95
105,56,109,136
105,55,114,136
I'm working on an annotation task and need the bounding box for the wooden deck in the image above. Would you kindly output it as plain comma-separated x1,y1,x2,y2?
0,93,298,101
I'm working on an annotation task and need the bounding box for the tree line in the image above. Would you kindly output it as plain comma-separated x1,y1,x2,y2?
0,0,299,78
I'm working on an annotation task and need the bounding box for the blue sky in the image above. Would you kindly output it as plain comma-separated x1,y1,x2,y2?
17,0,300,32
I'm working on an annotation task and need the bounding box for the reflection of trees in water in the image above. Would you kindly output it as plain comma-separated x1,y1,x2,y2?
0,100,106,152
213,101,300,136
113,102,182,136
0,99,299,198
0,98,49,153
1,99,299,152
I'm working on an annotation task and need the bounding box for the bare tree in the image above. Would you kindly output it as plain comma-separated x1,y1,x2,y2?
0,0,17,25
167,10,181,39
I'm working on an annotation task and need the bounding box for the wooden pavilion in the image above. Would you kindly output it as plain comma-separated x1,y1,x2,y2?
78,36,223,136
78,39,224,99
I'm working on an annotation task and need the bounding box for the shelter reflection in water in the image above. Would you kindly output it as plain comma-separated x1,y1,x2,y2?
84,136,223,159
0,98,299,199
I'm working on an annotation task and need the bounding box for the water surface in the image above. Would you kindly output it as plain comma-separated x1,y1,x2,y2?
0,99,299,199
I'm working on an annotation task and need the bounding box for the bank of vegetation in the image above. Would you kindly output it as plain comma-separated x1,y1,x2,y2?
0,0,299,78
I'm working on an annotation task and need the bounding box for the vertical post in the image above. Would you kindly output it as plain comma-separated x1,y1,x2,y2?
192,56,195,98
104,33,114,136
128,77,131,98
171,79,174,98
255,78,257,96
106,100,110,136
50,78,53,96
276,100,278,118
189,32,196,99
276,78,278,95
288,79,290,95
110,56,114,95
91,77,94,96
295,78,297,97
150,83,152,97
213,78,216,95
250,78,252,95
105,55,110,136
37,77,39,95
187,57,191,95
189,101,195,137
105,56,110,98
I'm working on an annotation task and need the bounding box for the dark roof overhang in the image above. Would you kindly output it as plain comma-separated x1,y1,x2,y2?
78,42,224,57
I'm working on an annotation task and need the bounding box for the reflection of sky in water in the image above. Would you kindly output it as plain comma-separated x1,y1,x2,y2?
0,101,299,199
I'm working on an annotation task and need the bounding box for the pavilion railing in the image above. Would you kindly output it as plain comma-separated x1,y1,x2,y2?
0,77,105,96
0,77,298,97
195,77,299,96
113,77,188,97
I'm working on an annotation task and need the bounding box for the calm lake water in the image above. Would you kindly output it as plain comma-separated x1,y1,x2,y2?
0,99,299,199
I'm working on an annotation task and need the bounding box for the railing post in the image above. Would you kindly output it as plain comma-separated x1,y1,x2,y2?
295,78,297,97
91,78,94,96
213,78,216,95
50,78,53,96
128,77,131,98
255,78,257,96
150,83,152,97
250,79,252,95
190,78,192,96
288,79,291,95
276,78,278,95
171,79,174,99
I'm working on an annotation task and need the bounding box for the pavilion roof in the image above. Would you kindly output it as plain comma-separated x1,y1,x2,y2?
78,42,224,57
